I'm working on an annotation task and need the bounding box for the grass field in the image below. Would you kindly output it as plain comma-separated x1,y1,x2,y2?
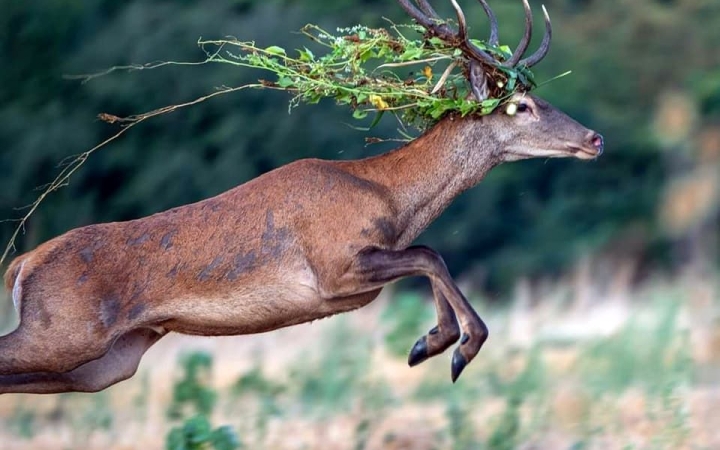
0,269,719,450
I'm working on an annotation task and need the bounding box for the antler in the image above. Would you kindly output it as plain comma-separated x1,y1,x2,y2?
518,5,551,67
397,0,497,66
476,0,498,47
397,0,552,69
504,0,533,67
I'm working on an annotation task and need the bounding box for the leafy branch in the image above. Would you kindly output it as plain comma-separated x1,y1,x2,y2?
195,23,532,127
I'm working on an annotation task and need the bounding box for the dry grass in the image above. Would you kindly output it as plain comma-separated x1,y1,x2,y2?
0,269,719,450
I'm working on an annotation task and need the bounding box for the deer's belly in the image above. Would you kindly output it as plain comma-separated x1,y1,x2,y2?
157,266,327,336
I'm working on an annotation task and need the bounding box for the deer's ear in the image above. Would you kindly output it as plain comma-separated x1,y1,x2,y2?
469,61,489,102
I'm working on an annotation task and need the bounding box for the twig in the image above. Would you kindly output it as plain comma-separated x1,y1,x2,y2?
0,84,260,265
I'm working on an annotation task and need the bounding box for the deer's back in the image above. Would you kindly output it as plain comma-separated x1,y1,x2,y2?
4,158,398,330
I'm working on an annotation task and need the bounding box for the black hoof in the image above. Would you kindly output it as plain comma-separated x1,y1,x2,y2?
451,350,468,383
408,336,429,367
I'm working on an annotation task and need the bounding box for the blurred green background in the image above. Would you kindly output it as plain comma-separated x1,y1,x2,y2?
1,1,719,449
1,0,718,291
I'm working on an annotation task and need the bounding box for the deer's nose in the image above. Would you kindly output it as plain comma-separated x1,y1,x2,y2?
588,131,604,156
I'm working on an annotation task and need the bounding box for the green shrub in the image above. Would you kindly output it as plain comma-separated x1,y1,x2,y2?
166,416,241,450
166,351,242,450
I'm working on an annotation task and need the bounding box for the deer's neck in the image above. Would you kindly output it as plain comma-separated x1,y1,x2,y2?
349,116,500,247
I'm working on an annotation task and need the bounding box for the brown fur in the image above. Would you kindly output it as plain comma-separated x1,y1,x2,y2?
3,255,24,293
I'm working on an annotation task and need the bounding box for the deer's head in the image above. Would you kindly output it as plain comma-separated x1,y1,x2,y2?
398,0,604,163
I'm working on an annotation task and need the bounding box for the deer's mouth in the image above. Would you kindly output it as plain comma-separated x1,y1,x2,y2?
505,146,594,161
504,137,604,161
565,133,604,160
564,143,602,160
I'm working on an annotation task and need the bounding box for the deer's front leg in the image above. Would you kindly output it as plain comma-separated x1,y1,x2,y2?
407,286,460,368
352,245,488,382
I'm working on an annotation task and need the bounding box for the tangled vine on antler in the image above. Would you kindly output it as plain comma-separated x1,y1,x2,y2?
67,0,557,132
397,0,552,100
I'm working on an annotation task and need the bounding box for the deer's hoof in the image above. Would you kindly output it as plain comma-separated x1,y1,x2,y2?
408,335,429,367
451,349,468,383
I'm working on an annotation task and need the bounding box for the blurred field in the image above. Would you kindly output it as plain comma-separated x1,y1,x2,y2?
1,267,718,450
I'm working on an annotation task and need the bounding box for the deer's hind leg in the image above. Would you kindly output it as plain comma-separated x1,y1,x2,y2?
0,325,109,376
0,328,164,394
407,286,461,367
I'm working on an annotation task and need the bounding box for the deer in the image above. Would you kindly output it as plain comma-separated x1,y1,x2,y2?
0,0,603,394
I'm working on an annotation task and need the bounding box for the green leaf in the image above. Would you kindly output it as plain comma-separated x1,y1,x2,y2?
468,38,488,51
353,109,369,119
399,47,423,61
428,37,446,47
277,77,294,88
479,98,501,115
429,102,451,119
335,92,353,105
458,100,476,116
498,45,512,58
298,47,314,62
264,46,286,56
517,68,537,88
368,110,385,129
359,48,375,62
524,69,537,87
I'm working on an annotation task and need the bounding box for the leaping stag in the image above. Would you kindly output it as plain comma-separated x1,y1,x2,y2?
1,0,603,394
